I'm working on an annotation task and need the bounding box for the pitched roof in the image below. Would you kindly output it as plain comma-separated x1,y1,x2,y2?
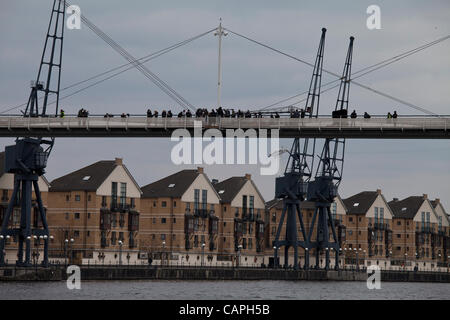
343,191,379,215
388,196,424,219
213,177,248,203
141,169,199,198
50,160,118,192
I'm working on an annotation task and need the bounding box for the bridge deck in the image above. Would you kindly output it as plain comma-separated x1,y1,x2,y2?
0,117,448,138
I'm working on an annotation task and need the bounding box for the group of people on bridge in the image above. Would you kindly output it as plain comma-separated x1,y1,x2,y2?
64,107,399,120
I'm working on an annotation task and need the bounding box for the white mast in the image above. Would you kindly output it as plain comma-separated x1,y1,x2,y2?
214,18,227,110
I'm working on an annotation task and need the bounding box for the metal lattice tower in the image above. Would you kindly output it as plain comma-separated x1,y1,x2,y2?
0,0,65,267
272,28,326,270
306,36,354,271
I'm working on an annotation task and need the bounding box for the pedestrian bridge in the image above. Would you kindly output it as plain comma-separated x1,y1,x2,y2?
0,116,448,139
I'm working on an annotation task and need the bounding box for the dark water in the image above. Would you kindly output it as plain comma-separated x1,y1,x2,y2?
0,280,449,300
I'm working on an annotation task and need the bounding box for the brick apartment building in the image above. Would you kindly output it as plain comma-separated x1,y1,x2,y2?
46,158,142,265
139,167,221,266
213,174,266,267
0,152,50,264
389,194,449,271
343,189,394,269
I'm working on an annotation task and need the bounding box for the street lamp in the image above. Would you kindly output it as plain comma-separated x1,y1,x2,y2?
201,242,206,267
273,246,278,268
237,244,243,267
118,240,123,266
162,240,166,266
64,239,69,265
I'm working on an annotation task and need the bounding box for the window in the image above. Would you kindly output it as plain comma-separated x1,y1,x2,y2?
120,183,126,206
397,221,401,226
88,212,91,219
87,231,90,237
111,182,118,206
173,201,176,208
374,207,378,224
202,190,207,210
380,208,384,224
194,235,198,247
161,234,166,241
349,217,353,222
152,218,156,224
130,198,135,208
111,232,116,245
249,196,254,215
74,195,80,202
331,202,337,220
242,238,247,249
65,212,69,220
74,212,80,219
194,189,200,211
102,196,107,206
172,234,176,240
152,234,155,240
66,195,70,202
153,201,157,207
242,195,248,215
88,194,91,201
162,201,167,208
74,230,79,237
272,213,276,222
248,238,253,250
161,218,166,224
210,204,214,212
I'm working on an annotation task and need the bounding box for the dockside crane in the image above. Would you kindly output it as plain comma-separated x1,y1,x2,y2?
272,28,326,270
0,0,65,266
306,36,354,270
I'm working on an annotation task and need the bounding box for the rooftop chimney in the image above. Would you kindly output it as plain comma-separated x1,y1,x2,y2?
376,189,382,195
212,179,219,185
434,198,440,204
115,158,123,166
393,198,399,202
423,194,428,200
197,167,204,174
245,174,251,180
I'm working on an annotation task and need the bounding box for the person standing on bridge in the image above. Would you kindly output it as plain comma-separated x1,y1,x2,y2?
59,109,65,118
364,112,371,119
393,111,398,119
387,112,393,119
351,110,357,118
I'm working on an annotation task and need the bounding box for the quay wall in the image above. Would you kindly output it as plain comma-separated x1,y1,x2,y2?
0,266,449,283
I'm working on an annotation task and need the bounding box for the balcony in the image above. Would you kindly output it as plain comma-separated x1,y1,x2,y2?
373,222,390,230
100,209,111,230
128,211,139,232
100,237,109,248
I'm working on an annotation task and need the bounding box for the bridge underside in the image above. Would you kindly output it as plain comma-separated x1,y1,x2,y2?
0,117,448,139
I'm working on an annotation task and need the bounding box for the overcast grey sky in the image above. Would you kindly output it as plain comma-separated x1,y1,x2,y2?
0,0,449,208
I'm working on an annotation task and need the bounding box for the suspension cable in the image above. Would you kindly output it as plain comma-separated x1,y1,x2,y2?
226,28,447,116
64,1,196,111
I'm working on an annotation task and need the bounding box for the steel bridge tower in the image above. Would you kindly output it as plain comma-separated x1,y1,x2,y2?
306,36,354,270
272,28,326,270
0,0,65,267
